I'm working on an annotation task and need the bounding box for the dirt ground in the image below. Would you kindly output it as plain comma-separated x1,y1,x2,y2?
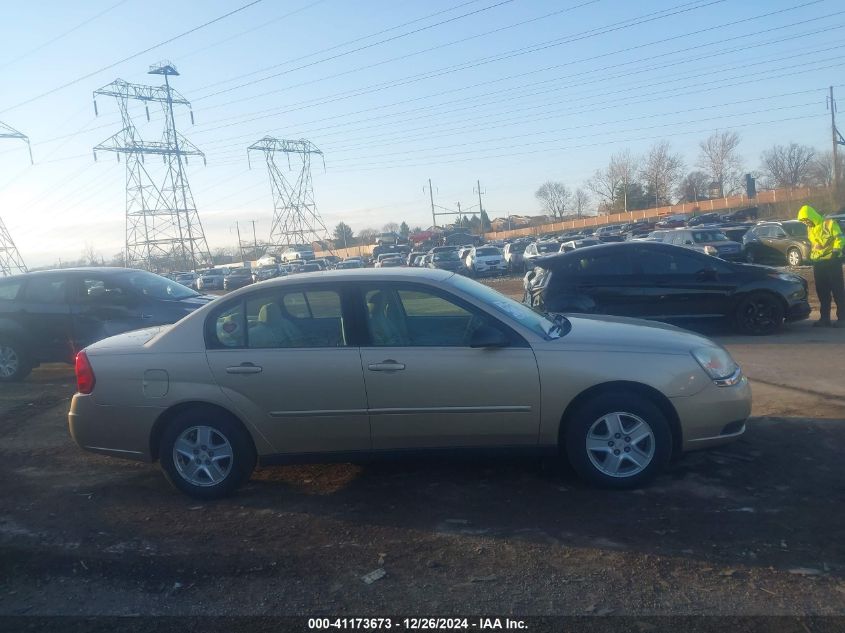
1,271,844,621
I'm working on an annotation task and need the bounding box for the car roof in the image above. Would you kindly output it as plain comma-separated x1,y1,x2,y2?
532,240,711,269
2,266,146,281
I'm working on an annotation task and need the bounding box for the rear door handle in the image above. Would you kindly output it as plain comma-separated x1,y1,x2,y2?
226,362,263,375
368,360,406,372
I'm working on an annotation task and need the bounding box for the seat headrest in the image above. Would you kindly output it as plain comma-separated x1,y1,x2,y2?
258,303,283,324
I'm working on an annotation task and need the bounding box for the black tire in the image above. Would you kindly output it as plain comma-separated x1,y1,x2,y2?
786,247,802,267
734,291,785,335
0,338,32,382
159,408,256,500
564,392,672,489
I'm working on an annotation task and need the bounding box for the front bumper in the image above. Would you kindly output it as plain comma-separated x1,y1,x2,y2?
786,300,811,322
670,373,752,452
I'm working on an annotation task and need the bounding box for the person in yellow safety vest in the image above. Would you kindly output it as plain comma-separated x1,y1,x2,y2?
797,205,845,327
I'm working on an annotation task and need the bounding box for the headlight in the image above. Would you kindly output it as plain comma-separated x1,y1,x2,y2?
691,347,739,381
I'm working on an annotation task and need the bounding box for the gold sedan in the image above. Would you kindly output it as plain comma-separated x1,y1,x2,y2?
69,268,750,499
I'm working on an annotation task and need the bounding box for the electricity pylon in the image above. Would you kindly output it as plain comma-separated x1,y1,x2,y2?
247,137,331,253
93,61,212,272
0,121,30,276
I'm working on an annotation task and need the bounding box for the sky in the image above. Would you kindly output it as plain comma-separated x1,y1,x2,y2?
0,0,842,267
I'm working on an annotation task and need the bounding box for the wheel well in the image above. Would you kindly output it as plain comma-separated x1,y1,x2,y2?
149,401,254,461
736,289,789,316
558,381,683,458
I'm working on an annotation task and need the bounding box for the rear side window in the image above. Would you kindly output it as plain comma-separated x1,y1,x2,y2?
0,280,22,300
638,248,714,276
23,276,66,303
565,251,633,276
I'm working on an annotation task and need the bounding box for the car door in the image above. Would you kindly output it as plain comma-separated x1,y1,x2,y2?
19,274,74,362
69,273,154,349
765,225,791,264
205,285,370,455
357,283,541,450
553,249,641,316
634,246,737,321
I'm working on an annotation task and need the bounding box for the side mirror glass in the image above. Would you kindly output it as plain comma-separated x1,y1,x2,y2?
470,324,509,348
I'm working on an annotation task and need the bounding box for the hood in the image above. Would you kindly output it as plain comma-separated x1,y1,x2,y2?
797,205,823,226
542,314,718,355
168,294,215,306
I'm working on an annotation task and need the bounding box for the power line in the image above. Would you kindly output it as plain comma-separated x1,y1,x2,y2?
0,0,267,114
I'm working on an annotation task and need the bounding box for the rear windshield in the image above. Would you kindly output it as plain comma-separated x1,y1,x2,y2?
475,248,500,256
692,231,729,242
508,242,527,253
434,251,459,261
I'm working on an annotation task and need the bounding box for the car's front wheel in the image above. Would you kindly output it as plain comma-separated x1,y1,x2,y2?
564,392,672,489
786,247,802,267
160,409,256,500
0,339,32,382
734,291,784,335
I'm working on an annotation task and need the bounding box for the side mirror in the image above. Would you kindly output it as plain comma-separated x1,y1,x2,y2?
684,240,694,245
470,324,509,348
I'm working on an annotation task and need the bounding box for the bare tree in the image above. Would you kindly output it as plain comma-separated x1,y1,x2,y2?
760,143,816,188
535,181,572,219
697,131,743,197
587,165,621,212
610,149,640,212
382,222,400,234
676,170,711,203
81,243,100,266
640,141,685,207
573,188,591,218
808,150,845,187
359,228,379,244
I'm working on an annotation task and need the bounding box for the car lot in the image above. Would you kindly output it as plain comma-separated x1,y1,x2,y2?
1,274,844,617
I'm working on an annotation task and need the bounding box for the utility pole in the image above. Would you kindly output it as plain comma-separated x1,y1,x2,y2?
831,86,844,196
250,220,258,259
427,178,436,229
235,222,244,263
474,179,485,234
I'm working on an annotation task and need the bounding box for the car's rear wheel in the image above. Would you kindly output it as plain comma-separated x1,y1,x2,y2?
734,291,784,335
564,392,671,489
160,409,256,500
0,339,32,382
786,247,802,267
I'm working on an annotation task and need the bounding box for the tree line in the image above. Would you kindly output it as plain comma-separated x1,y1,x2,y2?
535,132,844,219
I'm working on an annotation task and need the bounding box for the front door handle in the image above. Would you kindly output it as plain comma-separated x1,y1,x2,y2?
226,362,263,375
368,360,406,372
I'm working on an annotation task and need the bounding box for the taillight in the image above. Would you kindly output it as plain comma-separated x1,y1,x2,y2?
75,351,96,394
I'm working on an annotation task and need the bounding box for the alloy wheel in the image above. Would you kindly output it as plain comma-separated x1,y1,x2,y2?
787,249,801,267
172,426,234,487
585,412,655,478
0,345,19,378
738,296,781,332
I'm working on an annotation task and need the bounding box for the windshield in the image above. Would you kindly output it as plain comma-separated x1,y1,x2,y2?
434,251,459,261
122,271,198,300
508,242,527,253
476,247,500,256
537,242,558,253
693,231,729,242
447,274,558,339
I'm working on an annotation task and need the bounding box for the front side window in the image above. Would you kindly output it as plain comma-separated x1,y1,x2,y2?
23,276,66,304
364,286,486,347
78,277,128,303
0,279,23,301
122,271,198,300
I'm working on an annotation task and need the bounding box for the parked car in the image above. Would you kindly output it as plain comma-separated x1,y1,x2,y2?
466,246,507,276
223,268,254,291
655,214,689,229
375,254,404,268
69,268,751,498
411,255,426,267
251,265,280,283
336,259,364,270
0,267,214,381
196,268,227,291
661,228,744,261
742,220,810,267
594,225,625,242
559,238,600,252
427,249,464,271
523,241,561,266
720,207,758,223
718,223,755,244
621,220,656,240
280,245,315,262
524,242,809,334
503,241,528,272
174,272,197,289
407,251,427,266
686,212,722,226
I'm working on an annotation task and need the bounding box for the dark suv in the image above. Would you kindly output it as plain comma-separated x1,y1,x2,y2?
742,221,810,267
0,268,214,381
